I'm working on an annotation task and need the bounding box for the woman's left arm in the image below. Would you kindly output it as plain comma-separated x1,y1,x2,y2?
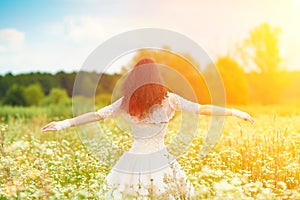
168,93,254,124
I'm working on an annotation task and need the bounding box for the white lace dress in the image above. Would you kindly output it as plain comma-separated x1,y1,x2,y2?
97,92,200,199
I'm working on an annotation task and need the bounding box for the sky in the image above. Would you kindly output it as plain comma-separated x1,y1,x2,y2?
0,0,300,75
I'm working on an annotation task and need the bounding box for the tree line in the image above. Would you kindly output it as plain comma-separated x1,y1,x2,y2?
1,67,299,107
0,71,121,107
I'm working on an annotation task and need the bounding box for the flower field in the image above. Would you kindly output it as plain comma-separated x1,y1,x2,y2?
0,105,300,199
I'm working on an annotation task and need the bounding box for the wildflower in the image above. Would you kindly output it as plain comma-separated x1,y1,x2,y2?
62,139,70,146
214,180,235,192
1,179,23,197
231,177,242,186
28,169,40,179
45,148,54,156
277,181,287,190
2,182,17,197
14,178,24,188
244,182,259,193
1,125,8,132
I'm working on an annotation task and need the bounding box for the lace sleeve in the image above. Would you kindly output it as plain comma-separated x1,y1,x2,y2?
96,97,123,119
168,92,201,114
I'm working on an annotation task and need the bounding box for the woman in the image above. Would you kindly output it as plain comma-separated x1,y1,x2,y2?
42,58,254,199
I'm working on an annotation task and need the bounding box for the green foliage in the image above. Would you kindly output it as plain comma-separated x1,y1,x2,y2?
95,93,112,107
282,71,300,103
73,71,101,97
216,56,249,104
45,101,72,119
56,71,77,96
0,71,121,106
3,84,26,106
246,71,289,104
41,88,69,106
243,23,282,73
97,73,122,94
23,83,45,106
202,63,226,105
0,72,59,99
0,104,73,122
40,88,72,118
237,23,288,104
0,106,47,122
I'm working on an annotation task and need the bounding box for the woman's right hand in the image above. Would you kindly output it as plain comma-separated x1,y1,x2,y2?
41,122,59,132
41,119,71,132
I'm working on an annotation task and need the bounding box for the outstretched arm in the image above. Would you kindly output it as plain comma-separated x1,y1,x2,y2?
41,97,123,132
41,112,102,132
199,105,231,116
199,105,254,124
169,93,254,124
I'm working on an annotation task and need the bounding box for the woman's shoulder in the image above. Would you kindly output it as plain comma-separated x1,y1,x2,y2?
166,91,183,100
166,92,181,109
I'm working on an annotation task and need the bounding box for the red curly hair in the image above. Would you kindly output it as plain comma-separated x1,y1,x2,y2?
121,58,168,119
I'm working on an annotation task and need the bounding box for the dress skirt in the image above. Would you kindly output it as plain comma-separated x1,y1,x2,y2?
104,148,194,199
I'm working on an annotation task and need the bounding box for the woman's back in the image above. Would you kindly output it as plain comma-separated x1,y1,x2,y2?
100,92,195,198
125,92,175,154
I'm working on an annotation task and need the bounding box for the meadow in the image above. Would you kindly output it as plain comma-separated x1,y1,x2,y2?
0,104,300,199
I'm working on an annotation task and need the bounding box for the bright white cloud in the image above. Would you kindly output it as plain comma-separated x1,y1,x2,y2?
0,29,25,53
53,15,107,44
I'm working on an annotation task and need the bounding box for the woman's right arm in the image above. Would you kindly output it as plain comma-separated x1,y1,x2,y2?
41,97,123,132
41,112,103,132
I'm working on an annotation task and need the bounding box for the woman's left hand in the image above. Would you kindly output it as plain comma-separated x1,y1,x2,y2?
232,109,254,124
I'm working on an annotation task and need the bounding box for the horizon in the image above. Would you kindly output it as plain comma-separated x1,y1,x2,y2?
2,65,300,77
